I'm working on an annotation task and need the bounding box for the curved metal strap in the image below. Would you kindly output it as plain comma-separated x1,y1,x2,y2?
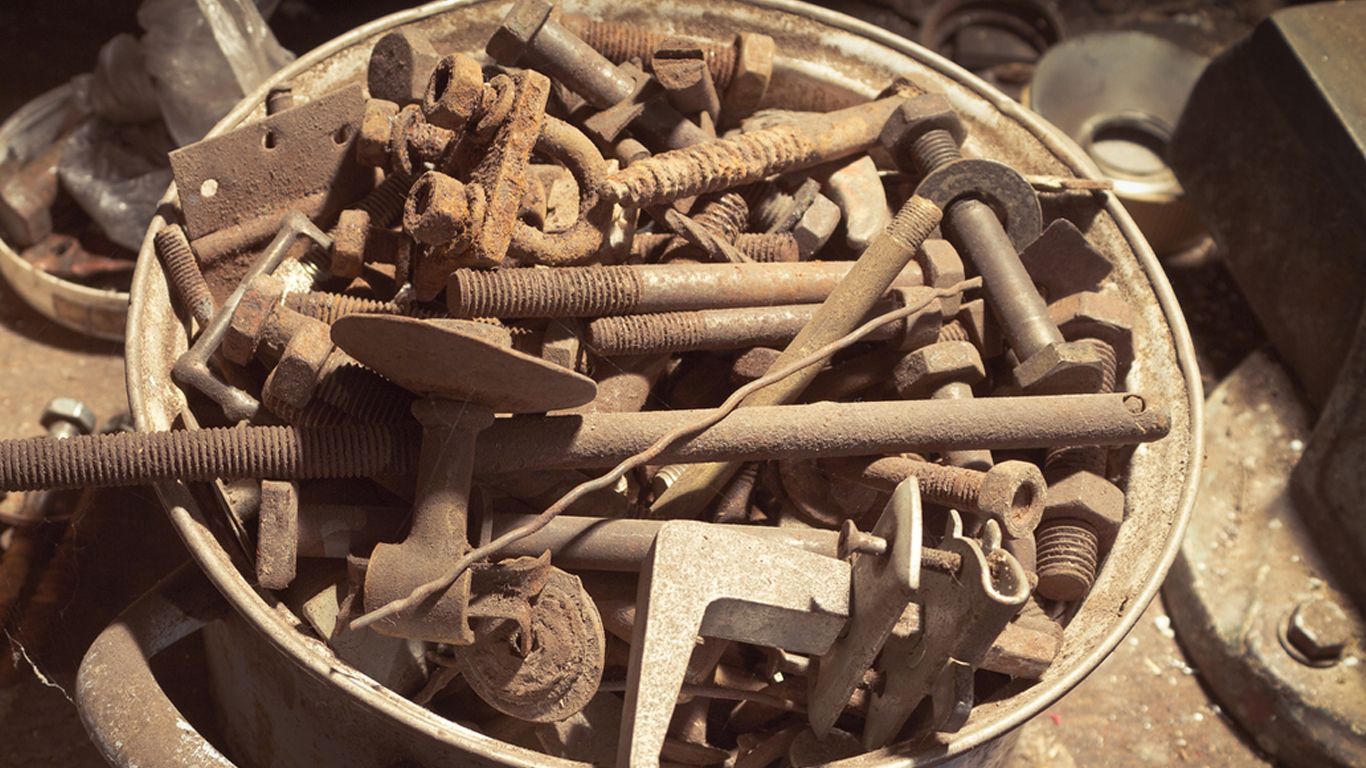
76,563,235,768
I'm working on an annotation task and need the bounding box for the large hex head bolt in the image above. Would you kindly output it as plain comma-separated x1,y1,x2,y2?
893,340,992,470
486,0,711,150
1034,338,1125,602
41,398,97,440
222,274,336,413
879,94,1108,396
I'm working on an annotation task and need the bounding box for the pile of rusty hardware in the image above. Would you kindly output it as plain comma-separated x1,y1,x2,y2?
0,1,1169,764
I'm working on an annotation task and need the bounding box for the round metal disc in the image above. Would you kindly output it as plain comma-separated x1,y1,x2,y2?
453,567,605,723
331,314,596,413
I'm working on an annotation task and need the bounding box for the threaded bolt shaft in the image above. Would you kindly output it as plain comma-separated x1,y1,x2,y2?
314,353,415,424
154,224,215,326
937,318,971,343
604,124,820,207
562,16,739,90
586,312,706,356
631,232,797,262
355,170,417,228
449,266,645,318
907,459,984,511
0,424,419,492
1035,520,1099,601
911,130,962,175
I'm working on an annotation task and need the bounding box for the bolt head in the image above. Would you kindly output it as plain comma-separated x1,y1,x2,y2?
917,239,965,317
263,326,334,412
367,29,440,105
223,274,285,366
978,460,1046,539
1015,340,1107,395
423,53,485,132
1283,599,1352,666
720,32,774,120
255,479,299,590
41,397,96,437
1049,290,1135,364
540,319,584,371
330,208,373,279
1044,470,1124,547
792,194,840,259
877,93,965,171
487,0,554,66
357,99,400,168
893,340,984,399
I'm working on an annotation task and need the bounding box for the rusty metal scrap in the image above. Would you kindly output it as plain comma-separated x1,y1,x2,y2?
0,2,1175,762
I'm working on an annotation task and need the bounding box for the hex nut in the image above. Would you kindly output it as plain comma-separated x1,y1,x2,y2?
541,319,584,371
223,274,285,366
358,99,400,168
367,29,440,105
330,208,373,279
1018,219,1114,302
487,0,555,66
977,460,1046,539
255,479,300,590
404,171,472,246
720,32,775,120
792,194,840,259
423,53,486,132
893,340,984,399
877,92,965,167
41,397,97,438
887,287,945,351
263,326,335,411
1042,470,1124,548
917,239,965,316
1049,290,1135,364
1015,340,1107,395
1282,599,1352,666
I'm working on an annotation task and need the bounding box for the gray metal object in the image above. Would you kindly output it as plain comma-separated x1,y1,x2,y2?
95,1,1201,765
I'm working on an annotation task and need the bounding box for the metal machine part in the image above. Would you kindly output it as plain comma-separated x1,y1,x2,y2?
1028,31,1209,254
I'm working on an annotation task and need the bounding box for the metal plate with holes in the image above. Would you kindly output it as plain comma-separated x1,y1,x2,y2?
169,83,372,248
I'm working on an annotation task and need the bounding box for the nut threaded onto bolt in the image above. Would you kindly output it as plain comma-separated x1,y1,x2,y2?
1035,518,1099,602
563,16,739,90
911,129,962,176
154,224,215,326
604,124,819,207
585,312,707,356
448,267,645,318
0,424,419,492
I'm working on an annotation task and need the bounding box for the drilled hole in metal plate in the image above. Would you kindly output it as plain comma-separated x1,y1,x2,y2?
333,124,352,145
263,130,277,149
199,178,219,198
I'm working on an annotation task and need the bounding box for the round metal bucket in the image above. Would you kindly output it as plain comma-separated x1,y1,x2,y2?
104,1,1201,765
0,85,130,342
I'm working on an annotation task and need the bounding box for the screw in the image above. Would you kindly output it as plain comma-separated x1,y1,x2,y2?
829,455,1045,539
601,95,909,208
658,192,750,263
1281,599,1352,666
445,260,927,319
154,223,215,327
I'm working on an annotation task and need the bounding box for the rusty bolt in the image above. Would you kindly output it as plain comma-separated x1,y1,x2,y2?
403,171,482,247
368,29,441,105
357,100,455,174
256,479,300,590
153,223,215,326
264,323,336,412
41,398,97,440
1281,599,1353,666
330,208,410,279
652,39,721,120
1049,290,1136,366
446,260,926,320
357,98,401,168
894,339,991,470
